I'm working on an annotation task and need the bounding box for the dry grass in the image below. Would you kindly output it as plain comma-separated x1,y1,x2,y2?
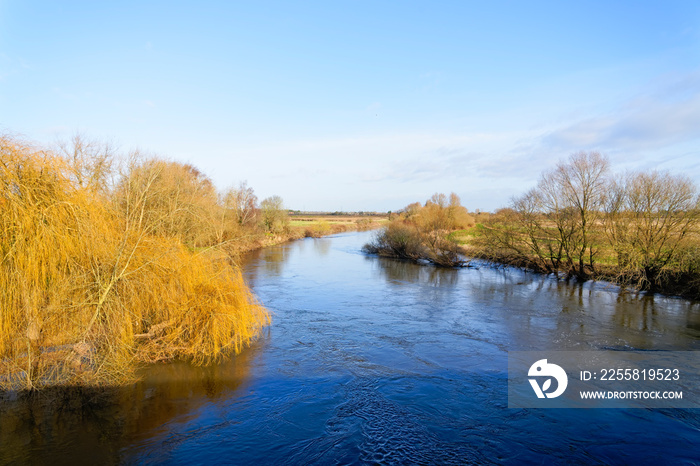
288,215,386,238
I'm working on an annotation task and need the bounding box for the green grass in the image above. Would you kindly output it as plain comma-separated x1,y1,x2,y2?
449,224,484,244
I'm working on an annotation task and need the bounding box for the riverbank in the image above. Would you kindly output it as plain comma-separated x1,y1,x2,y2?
364,217,700,301
457,240,700,301
0,218,385,393
230,215,387,255
462,152,700,301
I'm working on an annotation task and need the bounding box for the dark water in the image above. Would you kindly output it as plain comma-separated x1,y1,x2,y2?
2,231,700,465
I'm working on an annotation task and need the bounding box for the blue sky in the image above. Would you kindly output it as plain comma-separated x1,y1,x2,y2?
1,1,699,211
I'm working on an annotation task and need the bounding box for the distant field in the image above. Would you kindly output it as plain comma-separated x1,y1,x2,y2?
288,215,389,227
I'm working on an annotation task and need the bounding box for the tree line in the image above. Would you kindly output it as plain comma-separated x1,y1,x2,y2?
477,151,700,296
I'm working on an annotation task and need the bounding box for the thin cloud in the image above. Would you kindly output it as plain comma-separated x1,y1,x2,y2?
364,147,541,184
541,72,700,153
362,70,700,191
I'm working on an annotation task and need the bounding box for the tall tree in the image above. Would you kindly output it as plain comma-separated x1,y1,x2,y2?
539,151,609,278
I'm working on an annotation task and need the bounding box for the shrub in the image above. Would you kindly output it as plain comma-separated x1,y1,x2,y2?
363,222,426,261
363,194,471,267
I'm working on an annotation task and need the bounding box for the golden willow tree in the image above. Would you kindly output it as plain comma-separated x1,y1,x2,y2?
0,134,270,390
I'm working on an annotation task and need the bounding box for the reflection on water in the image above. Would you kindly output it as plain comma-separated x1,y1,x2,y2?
0,340,261,465
257,243,291,276
371,256,460,288
2,232,700,464
242,238,331,281
311,237,332,256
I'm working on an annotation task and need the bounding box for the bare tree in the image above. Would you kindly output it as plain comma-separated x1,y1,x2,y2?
56,133,115,194
513,187,563,272
232,181,258,226
428,192,448,208
603,173,634,266
480,151,609,278
538,151,609,278
605,170,700,287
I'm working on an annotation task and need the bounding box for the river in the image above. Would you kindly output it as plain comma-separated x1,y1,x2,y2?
1,231,699,464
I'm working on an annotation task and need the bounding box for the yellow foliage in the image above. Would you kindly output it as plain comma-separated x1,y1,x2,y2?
0,135,269,390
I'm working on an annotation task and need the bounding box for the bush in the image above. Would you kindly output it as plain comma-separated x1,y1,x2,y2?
362,222,426,261
363,193,472,267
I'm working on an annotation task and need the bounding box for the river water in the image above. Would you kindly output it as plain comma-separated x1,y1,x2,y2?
1,231,700,464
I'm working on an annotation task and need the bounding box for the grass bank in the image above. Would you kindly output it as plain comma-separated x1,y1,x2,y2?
229,215,387,255
459,222,700,301
455,152,700,300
